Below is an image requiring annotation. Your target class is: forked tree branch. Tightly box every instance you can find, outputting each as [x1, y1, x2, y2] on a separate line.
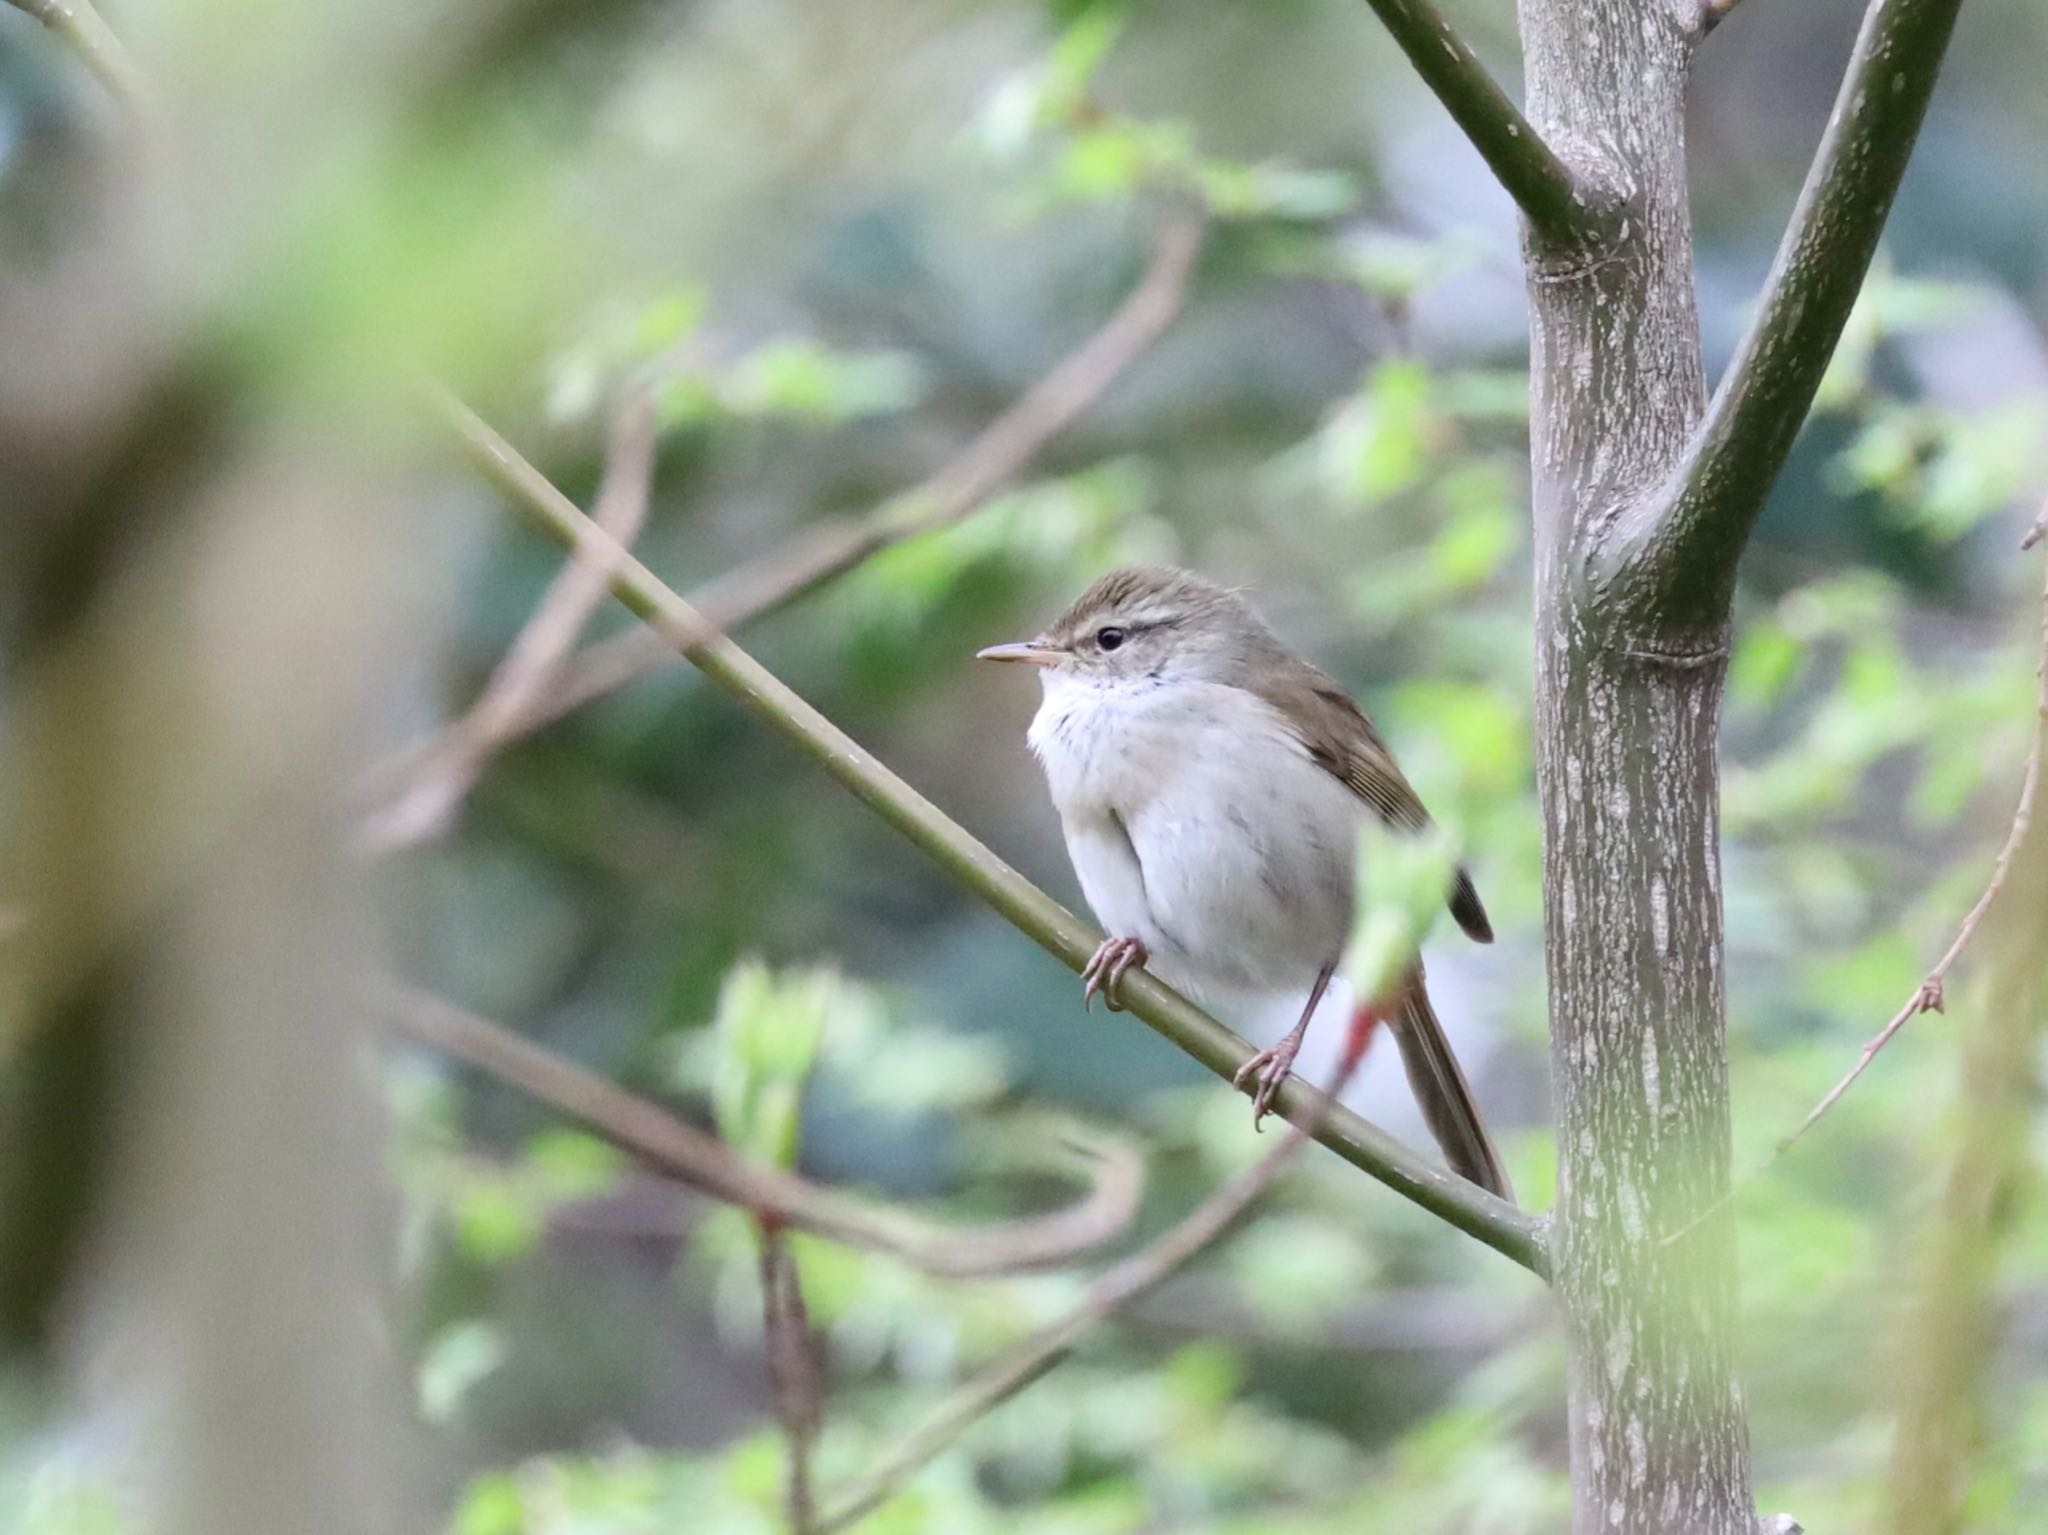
[386, 986, 1145, 1277]
[436, 394, 1549, 1276]
[1615, 0, 1965, 625]
[816, 1007, 1381, 1533]
[1353, 0, 1606, 246]
[371, 210, 1203, 834]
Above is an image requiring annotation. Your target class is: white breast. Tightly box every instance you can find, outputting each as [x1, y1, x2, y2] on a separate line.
[1028, 673, 1364, 1005]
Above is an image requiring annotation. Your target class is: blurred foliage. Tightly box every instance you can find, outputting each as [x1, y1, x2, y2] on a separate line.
[2, 0, 2047, 1531]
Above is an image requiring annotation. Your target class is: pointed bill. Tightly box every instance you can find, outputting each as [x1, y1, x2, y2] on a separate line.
[975, 640, 1060, 666]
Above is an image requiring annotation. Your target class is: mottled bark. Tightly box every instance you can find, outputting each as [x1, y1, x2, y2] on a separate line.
[1508, 0, 1964, 1524]
[1514, 1, 1754, 1530]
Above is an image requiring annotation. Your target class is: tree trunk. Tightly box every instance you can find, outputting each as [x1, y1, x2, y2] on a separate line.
[1515, 2, 1757, 1529]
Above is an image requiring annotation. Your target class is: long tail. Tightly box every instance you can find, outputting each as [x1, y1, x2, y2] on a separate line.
[1385, 973, 1514, 1203]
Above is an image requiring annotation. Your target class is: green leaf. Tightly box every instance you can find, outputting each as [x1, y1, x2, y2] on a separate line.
[1157, 1341, 1244, 1414]
[452, 1473, 525, 1535]
[726, 341, 924, 423]
[1436, 369, 1530, 423]
[1043, 6, 1128, 115]
[1320, 358, 1435, 510]
[1345, 822, 1456, 1005]
[1729, 619, 1804, 709]
[1058, 125, 1153, 200]
[1911, 735, 1993, 828]
[451, 1178, 546, 1266]
[710, 961, 835, 1169]
[1197, 158, 1355, 220]
[526, 1130, 626, 1198]
[418, 1320, 508, 1425]
[633, 288, 707, 355]
[1227, 1215, 1376, 1329]
[1428, 490, 1514, 589]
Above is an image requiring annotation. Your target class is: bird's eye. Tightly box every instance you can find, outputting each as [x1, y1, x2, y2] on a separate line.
[1095, 626, 1127, 652]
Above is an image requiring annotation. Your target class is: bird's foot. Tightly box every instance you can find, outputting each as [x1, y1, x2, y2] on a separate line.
[1233, 1034, 1304, 1131]
[1081, 936, 1148, 1012]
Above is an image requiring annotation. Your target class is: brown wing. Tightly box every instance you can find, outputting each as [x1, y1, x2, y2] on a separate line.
[1246, 665, 1493, 944]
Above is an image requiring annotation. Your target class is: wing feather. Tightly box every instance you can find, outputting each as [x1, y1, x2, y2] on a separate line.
[1243, 667, 1493, 944]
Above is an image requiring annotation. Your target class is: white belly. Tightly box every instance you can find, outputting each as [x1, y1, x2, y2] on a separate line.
[1029, 675, 1363, 1004]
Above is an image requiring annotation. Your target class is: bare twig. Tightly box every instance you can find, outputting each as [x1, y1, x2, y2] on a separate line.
[815, 1007, 1383, 1533]
[1882, 795, 2048, 1535]
[1774, 542, 2048, 1157]
[759, 1222, 820, 1535]
[365, 390, 659, 850]
[373, 209, 1203, 829]
[1665, 526, 2048, 1247]
[438, 401, 1549, 1272]
[4, 0, 147, 109]
[385, 986, 1144, 1277]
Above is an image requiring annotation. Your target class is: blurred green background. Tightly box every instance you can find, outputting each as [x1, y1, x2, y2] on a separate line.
[2, 0, 2046, 1531]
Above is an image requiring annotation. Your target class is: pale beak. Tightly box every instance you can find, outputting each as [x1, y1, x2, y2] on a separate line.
[975, 638, 1061, 667]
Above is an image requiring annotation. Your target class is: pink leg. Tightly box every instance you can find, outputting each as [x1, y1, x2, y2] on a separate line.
[1232, 960, 1338, 1129]
[1081, 935, 1149, 1012]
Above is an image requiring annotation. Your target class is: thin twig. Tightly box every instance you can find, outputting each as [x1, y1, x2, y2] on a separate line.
[365, 390, 659, 851]
[436, 400, 1550, 1273]
[1881, 801, 2048, 1535]
[1775, 522, 2048, 1155]
[385, 986, 1144, 1277]
[759, 1221, 820, 1535]
[372, 209, 1203, 827]
[814, 1008, 1382, 1534]
[4, 0, 147, 109]
[1664, 524, 2048, 1246]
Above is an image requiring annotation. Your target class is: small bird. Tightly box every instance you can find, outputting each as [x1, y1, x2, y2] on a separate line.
[978, 566, 1511, 1200]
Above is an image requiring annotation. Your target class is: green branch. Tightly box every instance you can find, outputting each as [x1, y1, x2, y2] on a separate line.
[437, 391, 1549, 1278]
[4, 0, 145, 109]
[1613, 0, 1964, 626]
[1355, 0, 1604, 246]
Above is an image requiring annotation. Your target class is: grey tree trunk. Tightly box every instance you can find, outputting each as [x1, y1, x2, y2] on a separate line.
[1515, 4, 1751, 1530]
[1505, 0, 1963, 1525]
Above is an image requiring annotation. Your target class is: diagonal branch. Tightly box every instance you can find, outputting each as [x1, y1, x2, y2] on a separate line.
[436, 394, 1549, 1276]
[386, 986, 1145, 1277]
[371, 210, 1203, 834]
[3, 0, 147, 109]
[364, 390, 658, 851]
[1614, 0, 1965, 625]
[1352, 0, 1605, 246]
[815, 1006, 1380, 1533]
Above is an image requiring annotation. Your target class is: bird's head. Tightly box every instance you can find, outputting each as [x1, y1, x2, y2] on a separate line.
[976, 565, 1279, 690]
